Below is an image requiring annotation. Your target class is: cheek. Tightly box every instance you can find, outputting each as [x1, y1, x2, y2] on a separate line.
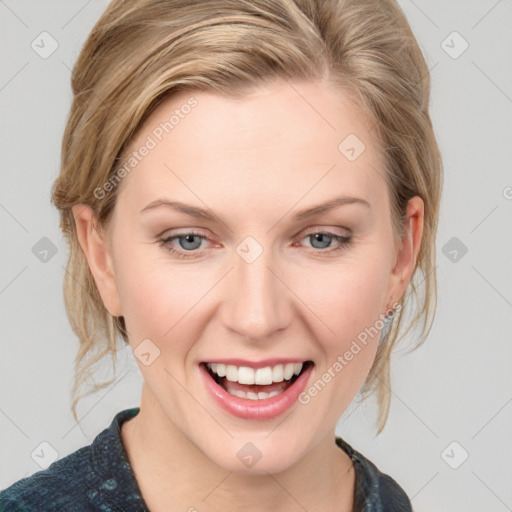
[118, 264, 207, 344]
[292, 251, 393, 416]
[298, 252, 392, 344]
[112, 238, 208, 346]
[114, 227, 393, 359]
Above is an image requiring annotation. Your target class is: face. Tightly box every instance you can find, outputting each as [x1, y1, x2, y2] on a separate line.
[78, 78, 420, 474]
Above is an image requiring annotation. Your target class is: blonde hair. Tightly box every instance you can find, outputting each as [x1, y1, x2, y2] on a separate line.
[51, 0, 442, 433]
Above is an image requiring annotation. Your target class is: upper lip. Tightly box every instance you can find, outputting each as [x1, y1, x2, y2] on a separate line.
[202, 358, 311, 369]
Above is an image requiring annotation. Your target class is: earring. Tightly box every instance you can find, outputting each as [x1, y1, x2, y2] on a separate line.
[379, 303, 397, 344]
[384, 304, 396, 319]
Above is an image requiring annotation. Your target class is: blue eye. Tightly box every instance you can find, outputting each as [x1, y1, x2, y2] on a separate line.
[159, 231, 209, 259]
[159, 230, 352, 259]
[303, 232, 351, 251]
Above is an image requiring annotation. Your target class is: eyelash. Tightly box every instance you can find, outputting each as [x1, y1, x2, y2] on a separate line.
[158, 229, 352, 259]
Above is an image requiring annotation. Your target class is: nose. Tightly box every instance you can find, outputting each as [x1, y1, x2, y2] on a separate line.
[221, 242, 291, 342]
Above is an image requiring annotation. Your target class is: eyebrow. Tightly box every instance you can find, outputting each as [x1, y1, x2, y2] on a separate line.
[140, 195, 370, 222]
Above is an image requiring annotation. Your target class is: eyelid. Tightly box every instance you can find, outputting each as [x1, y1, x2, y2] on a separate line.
[300, 225, 351, 237]
[159, 225, 351, 244]
[158, 230, 212, 260]
[161, 229, 212, 247]
[159, 226, 352, 259]
[157, 226, 212, 239]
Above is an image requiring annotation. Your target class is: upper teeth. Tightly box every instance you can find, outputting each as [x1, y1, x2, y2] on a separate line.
[206, 362, 303, 385]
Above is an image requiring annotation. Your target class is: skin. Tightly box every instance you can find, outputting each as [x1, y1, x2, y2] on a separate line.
[73, 78, 423, 512]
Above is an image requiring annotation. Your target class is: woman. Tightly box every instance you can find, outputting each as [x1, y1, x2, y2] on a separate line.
[0, 0, 442, 510]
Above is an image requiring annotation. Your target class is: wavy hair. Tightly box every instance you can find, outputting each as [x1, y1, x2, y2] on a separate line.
[51, 0, 442, 433]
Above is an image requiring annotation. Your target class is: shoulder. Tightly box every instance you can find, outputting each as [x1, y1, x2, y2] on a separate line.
[0, 408, 143, 512]
[0, 444, 94, 512]
[336, 437, 413, 512]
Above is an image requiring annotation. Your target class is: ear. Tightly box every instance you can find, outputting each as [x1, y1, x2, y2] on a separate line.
[385, 196, 424, 312]
[72, 204, 123, 317]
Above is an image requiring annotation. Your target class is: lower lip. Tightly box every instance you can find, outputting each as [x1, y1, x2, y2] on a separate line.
[200, 363, 314, 421]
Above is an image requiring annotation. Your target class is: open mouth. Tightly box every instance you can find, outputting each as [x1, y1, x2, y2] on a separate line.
[202, 361, 314, 401]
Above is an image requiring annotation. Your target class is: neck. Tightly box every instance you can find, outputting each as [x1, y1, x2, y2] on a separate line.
[121, 384, 355, 512]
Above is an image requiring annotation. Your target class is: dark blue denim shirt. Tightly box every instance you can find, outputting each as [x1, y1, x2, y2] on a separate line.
[0, 408, 412, 511]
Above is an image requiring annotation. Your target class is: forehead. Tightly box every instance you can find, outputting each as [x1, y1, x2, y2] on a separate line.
[115, 79, 386, 213]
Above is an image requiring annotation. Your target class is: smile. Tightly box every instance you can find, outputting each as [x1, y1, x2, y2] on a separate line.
[200, 360, 314, 420]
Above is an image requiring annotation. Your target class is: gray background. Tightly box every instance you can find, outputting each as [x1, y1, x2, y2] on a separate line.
[1, 1, 511, 510]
